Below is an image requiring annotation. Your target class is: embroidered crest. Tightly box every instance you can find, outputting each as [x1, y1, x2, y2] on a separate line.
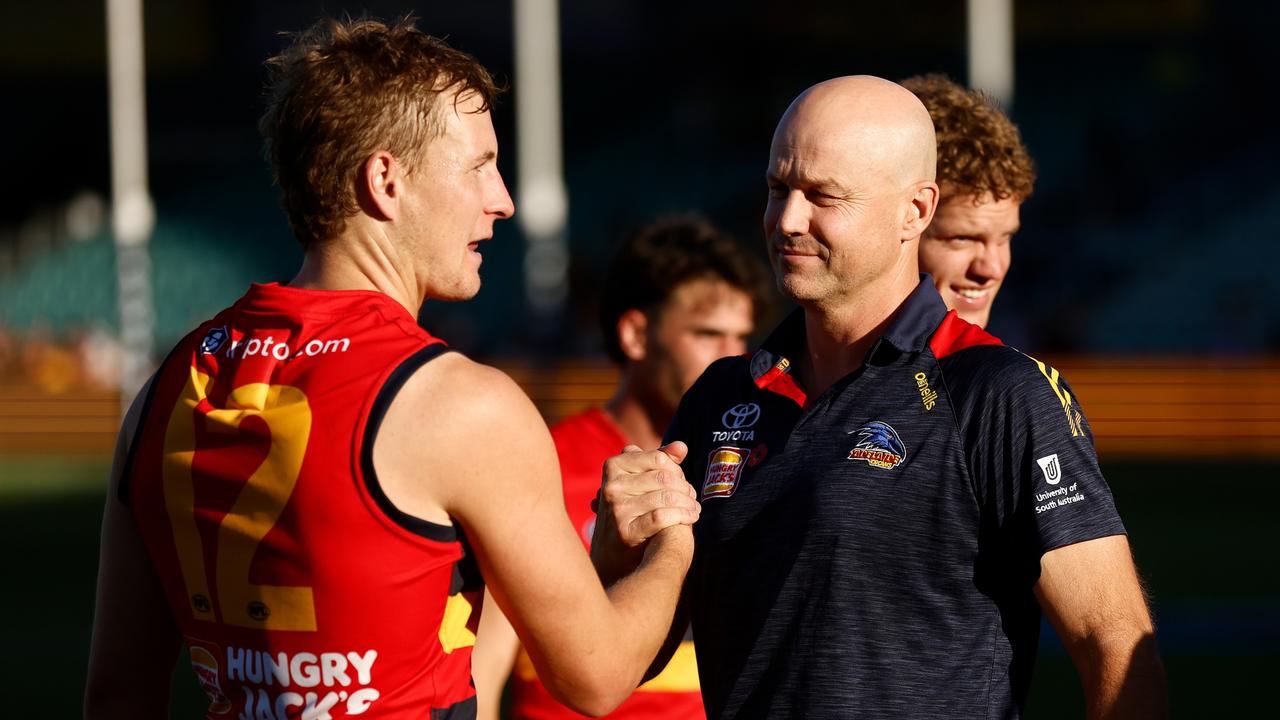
[846, 421, 906, 469]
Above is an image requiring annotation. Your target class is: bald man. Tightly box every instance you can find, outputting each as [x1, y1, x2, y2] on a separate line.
[595, 76, 1166, 719]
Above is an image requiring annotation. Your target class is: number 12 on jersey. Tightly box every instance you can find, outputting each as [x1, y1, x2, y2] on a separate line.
[161, 371, 318, 631]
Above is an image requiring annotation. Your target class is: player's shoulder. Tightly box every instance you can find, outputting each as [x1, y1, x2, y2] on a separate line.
[401, 352, 540, 426]
[938, 341, 1074, 404]
[385, 353, 556, 483]
[935, 340, 1090, 440]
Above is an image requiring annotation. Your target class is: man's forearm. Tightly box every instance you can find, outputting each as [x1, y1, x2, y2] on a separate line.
[1079, 634, 1167, 720]
[544, 526, 692, 716]
[602, 525, 693, 665]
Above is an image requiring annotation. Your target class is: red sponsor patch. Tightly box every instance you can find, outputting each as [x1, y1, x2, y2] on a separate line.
[703, 446, 750, 499]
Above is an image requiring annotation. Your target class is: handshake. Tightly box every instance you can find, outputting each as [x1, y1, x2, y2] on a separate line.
[590, 441, 702, 583]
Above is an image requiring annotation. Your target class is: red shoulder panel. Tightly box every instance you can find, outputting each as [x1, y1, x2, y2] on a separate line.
[928, 310, 1004, 359]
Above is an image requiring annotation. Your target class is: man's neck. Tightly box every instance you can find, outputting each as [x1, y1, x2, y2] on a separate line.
[797, 266, 919, 396]
[604, 376, 669, 451]
[289, 229, 420, 317]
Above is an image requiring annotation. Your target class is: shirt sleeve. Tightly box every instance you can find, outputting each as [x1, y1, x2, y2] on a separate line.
[964, 353, 1127, 556]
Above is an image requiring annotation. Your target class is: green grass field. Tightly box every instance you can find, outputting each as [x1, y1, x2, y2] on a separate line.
[2, 456, 1274, 717]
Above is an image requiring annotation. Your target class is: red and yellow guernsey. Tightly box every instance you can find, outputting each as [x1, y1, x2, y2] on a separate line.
[123, 283, 481, 719]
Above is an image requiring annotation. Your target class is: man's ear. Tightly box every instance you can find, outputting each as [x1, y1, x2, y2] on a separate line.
[616, 309, 649, 362]
[357, 150, 401, 221]
[902, 180, 939, 241]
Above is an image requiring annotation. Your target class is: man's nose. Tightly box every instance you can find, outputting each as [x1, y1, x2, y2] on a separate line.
[776, 192, 809, 236]
[970, 245, 1005, 280]
[489, 174, 515, 219]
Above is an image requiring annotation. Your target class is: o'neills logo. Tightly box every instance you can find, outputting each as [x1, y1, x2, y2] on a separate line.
[189, 644, 233, 715]
[914, 372, 938, 411]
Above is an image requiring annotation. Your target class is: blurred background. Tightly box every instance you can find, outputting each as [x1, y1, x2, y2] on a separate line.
[1, 0, 1276, 715]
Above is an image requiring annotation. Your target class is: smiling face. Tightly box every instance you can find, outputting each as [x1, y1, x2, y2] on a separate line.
[763, 130, 906, 309]
[761, 77, 938, 314]
[919, 192, 1021, 328]
[397, 89, 515, 301]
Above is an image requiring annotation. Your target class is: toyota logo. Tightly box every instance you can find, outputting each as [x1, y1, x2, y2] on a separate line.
[721, 403, 761, 429]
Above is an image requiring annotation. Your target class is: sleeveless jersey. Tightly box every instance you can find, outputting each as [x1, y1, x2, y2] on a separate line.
[124, 283, 482, 719]
[508, 408, 705, 720]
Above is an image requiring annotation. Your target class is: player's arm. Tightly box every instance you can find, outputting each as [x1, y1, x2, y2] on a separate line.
[1035, 535, 1167, 719]
[472, 587, 520, 720]
[85, 381, 182, 719]
[591, 445, 697, 684]
[376, 355, 699, 716]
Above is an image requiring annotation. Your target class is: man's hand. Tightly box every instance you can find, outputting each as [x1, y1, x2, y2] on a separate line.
[591, 442, 700, 585]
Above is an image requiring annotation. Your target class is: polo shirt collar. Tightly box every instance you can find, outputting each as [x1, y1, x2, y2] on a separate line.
[878, 274, 950, 353]
[749, 275, 949, 397]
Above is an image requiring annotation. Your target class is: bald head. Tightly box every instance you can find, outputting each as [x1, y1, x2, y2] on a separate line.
[774, 75, 937, 189]
[763, 75, 941, 312]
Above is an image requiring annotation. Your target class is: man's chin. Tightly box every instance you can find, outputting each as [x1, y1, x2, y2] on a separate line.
[426, 279, 482, 304]
[956, 307, 991, 329]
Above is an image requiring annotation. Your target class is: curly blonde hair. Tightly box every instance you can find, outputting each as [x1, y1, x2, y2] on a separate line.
[900, 74, 1035, 202]
[260, 16, 501, 248]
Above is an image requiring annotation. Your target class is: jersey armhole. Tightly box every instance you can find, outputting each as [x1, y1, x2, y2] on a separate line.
[361, 342, 459, 542]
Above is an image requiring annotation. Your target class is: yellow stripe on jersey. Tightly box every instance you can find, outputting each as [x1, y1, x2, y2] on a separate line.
[634, 640, 700, 693]
[439, 590, 478, 653]
[1027, 355, 1085, 438]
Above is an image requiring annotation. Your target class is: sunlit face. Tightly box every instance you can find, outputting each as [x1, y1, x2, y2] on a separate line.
[398, 90, 515, 301]
[920, 193, 1021, 328]
[640, 278, 755, 414]
[762, 121, 905, 310]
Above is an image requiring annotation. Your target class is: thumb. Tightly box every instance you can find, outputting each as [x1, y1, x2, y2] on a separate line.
[659, 440, 689, 465]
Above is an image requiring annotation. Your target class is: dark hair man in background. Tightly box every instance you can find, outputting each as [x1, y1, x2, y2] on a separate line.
[85, 18, 699, 719]
[473, 216, 771, 719]
[902, 74, 1035, 330]
[596, 75, 1166, 719]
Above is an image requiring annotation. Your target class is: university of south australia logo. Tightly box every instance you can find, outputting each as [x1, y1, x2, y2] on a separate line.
[1037, 454, 1062, 485]
[847, 421, 906, 469]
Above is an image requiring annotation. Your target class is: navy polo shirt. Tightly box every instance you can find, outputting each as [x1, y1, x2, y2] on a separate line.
[666, 278, 1126, 719]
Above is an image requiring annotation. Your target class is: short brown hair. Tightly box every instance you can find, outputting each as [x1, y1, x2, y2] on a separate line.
[260, 16, 501, 248]
[598, 215, 772, 364]
[900, 74, 1035, 202]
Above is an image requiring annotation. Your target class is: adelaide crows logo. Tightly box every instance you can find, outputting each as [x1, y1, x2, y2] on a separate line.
[847, 421, 906, 469]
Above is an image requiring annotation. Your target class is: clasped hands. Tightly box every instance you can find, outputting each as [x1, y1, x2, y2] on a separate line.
[589, 442, 701, 582]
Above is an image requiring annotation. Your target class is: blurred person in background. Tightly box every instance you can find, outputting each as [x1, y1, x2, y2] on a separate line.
[901, 74, 1035, 330]
[596, 75, 1165, 719]
[472, 216, 771, 720]
[85, 16, 700, 719]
